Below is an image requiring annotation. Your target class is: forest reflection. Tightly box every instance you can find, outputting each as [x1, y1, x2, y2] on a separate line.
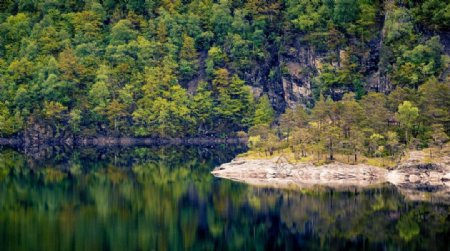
[0, 145, 449, 251]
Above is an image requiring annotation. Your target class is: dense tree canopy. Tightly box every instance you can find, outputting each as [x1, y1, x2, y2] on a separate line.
[0, 0, 448, 140]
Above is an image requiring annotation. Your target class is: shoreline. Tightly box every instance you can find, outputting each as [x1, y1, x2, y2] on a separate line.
[212, 151, 450, 203]
[76, 136, 247, 146]
[0, 136, 248, 147]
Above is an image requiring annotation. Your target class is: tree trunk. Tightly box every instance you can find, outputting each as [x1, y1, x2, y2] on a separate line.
[405, 129, 409, 146]
[329, 139, 334, 160]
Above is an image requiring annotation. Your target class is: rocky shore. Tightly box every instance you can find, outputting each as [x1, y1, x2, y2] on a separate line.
[75, 136, 246, 146]
[0, 136, 247, 147]
[0, 138, 20, 145]
[212, 151, 450, 203]
[0, 118, 248, 148]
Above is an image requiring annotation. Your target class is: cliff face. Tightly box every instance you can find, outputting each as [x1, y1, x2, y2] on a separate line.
[242, 4, 449, 112]
[275, 16, 386, 110]
[279, 40, 316, 108]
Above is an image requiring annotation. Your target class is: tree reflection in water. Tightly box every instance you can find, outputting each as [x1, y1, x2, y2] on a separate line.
[0, 145, 449, 251]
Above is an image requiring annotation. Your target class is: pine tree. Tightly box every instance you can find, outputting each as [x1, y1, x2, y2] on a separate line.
[253, 95, 274, 126]
[396, 101, 419, 145]
[179, 34, 199, 81]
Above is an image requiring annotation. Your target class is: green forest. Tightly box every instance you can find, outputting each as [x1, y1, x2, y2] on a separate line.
[0, 0, 449, 154]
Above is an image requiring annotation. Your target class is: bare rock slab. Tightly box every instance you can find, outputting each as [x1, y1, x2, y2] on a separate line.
[212, 157, 388, 189]
[212, 157, 450, 203]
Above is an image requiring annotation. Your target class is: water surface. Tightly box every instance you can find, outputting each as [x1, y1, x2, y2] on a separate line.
[0, 145, 449, 251]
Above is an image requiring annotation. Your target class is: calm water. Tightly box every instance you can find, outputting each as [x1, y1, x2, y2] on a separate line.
[0, 145, 449, 251]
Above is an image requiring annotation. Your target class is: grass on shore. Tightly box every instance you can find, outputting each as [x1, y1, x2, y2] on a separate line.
[238, 143, 450, 168]
[239, 148, 397, 168]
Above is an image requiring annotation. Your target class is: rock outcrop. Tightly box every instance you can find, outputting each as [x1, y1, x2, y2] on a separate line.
[212, 154, 450, 203]
[22, 118, 74, 154]
[386, 150, 450, 202]
[212, 157, 388, 188]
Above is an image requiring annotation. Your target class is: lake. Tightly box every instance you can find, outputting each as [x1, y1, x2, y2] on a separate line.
[0, 145, 449, 251]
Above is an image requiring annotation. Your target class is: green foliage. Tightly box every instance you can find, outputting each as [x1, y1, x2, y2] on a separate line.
[333, 0, 359, 25]
[0, 102, 23, 136]
[248, 135, 261, 149]
[133, 61, 194, 137]
[250, 87, 448, 162]
[179, 34, 199, 81]
[360, 92, 391, 133]
[192, 81, 214, 134]
[253, 95, 274, 126]
[206, 46, 227, 79]
[110, 19, 137, 45]
[396, 101, 419, 144]
[392, 37, 447, 88]
[0, 13, 31, 56]
[407, 0, 450, 31]
[89, 80, 110, 110]
[214, 74, 254, 132]
[0, 0, 447, 140]
[384, 6, 416, 46]
[386, 131, 400, 156]
[133, 86, 193, 137]
[287, 0, 331, 32]
[369, 133, 385, 157]
[430, 124, 449, 148]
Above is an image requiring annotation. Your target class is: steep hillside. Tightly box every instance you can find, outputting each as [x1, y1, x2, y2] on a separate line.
[0, 0, 448, 140]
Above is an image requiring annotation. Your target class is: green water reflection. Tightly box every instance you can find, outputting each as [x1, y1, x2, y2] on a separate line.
[0, 146, 449, 251]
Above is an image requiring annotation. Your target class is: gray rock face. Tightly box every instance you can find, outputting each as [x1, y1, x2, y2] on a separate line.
[279, 44, 318, 109]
